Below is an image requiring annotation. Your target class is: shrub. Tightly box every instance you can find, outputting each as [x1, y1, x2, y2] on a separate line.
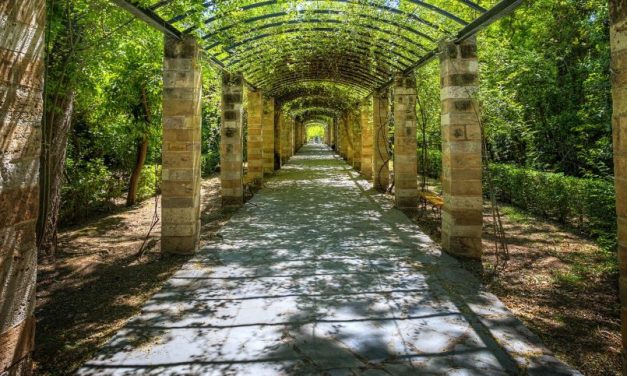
[136, 164, 162, 202]
[487, 163, 616, 250]
[202, 151, 220, 177]
[61, 158, 125, 224]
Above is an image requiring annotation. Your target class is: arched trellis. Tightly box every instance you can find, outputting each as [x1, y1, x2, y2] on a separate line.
[12, 2, 623, 376]
[113, 0, 522, 111]
[227, 40, 409, 73]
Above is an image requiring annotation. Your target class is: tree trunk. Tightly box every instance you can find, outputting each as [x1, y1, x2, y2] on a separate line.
[37, 90, 75, 263]
[126, 136, 148, 206]
[127, 85, 152, 206]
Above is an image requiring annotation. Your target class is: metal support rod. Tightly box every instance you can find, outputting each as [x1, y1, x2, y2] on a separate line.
[111, 0, 183, 40]
[374, 0, 524, 93]
[111, 0, 259, 91]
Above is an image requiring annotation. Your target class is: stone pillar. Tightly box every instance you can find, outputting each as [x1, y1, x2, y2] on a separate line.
[360, 99, 373, 179]
[393, 73, 418, 212]
[289, 120, 294, 156]
[220, 72, 244, 208]
[329, 120, 335, 149]
[337, 118, 343, 156]
[352, 111, 362, 170]
[373, 89, 390, 191]
[162, 37, 202, 254]
[246, 90, 263, 186]
[262, 96, 275, 175]
[344, 114, 353, 162]
[347, 113, 355, 166]
[340, 115, 348, 159]
[274, 110, 282, 170]
[440, 38, 482, 258]
[610, 1, 627, 372]
[331, 118, 340, 153]
[0, 1, 44, 374]
[280, 115, 290, 165]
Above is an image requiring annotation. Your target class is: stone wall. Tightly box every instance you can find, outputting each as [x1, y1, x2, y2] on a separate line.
[0, 0, 45, 373]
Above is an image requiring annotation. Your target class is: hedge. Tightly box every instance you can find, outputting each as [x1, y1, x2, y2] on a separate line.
[487, 163, 616, 249]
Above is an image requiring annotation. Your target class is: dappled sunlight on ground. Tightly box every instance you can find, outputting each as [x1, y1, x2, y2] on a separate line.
[76, 145, 580, 376]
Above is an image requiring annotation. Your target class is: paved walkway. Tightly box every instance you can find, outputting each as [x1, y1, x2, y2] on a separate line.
[78, 145, 580, 376]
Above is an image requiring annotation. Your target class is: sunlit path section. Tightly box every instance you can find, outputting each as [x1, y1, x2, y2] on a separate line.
[77, 145, 580, 376]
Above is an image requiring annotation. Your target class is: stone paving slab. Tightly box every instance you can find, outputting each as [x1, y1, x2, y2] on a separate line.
[77, 145, 581, 376]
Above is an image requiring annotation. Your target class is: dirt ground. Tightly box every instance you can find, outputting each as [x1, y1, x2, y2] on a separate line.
[33, 176, 229, 376]
[33, 175, 620, 375]
[414, 203, 620, 376]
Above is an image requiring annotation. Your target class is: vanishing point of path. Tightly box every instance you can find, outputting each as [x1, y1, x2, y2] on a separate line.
[78, 145, 581, 376]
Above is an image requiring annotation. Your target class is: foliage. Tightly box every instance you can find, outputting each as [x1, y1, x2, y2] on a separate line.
[479, 0, 611, 178]
[202, 152, 221, 177]
[306, 124, 325, 141]
[418, 149, 442, 181]
[136, 165, 162, 202]
[60, 158, 125, 223]
[488, 163, 616, 250]
[47, 0, 223, 224]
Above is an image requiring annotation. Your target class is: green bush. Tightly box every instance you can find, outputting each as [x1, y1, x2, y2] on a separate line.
[61, 158, 125, 224]
[202, 151, 220, 177]
[487, 163, 616, 250]
[136, 164, 161, 202]
[417, 149, 442, 180]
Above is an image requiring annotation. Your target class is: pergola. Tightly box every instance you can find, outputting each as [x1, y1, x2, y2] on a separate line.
[1, 0, 627, 374]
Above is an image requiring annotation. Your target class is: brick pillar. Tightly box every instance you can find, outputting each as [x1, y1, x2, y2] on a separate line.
[220, 72, 244, 208]
[352, 111, 362, 170]
[440, 38, 482, 258]
[610, 1, 627, 372]
[360, 99, 373, 180]
[373, 89, 390, 191]
[162, 36, 202, 254]
[246, 90, 263, 185]
[0, 1, 44, 374]
[393, 73, 418, 212]
[262, 96, 275, 175]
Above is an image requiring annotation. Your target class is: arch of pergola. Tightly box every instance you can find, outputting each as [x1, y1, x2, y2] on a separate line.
[2, 0, 627, 374]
